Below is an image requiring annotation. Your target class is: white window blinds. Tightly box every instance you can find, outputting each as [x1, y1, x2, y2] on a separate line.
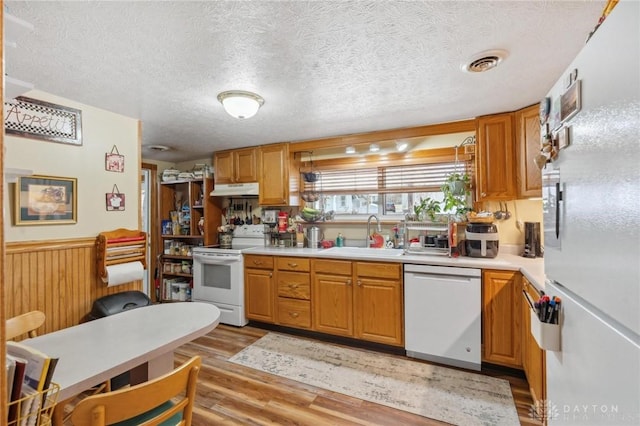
[305, 161, 472, 195]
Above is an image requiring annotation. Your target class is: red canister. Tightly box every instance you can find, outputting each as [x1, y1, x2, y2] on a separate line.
[278, 212, 288, 232]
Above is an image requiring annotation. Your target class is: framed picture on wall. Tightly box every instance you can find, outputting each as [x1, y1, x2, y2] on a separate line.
[15, 175, 77, 225]
[560, 80, 581, 123]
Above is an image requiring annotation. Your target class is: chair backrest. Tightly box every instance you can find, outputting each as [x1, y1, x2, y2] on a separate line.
[6, 310, 46, 340]
[71, 355, 202, 426]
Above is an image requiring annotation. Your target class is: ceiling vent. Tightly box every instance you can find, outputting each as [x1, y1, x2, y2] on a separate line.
[461, 49, 509, 73]
[146, 145, 171, 152]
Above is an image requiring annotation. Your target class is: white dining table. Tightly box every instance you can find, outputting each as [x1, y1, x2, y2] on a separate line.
[24, 302, 220, 424]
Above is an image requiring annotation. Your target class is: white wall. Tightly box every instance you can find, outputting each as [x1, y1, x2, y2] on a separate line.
[4, 90, 140, 241]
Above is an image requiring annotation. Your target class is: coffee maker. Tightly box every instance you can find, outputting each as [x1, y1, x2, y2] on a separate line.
[523, 222, 542, 258]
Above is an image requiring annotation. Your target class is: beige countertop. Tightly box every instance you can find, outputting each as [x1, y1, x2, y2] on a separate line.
[242, 246, 546, 292]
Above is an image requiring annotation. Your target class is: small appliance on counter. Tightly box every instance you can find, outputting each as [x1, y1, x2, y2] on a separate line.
[523, 221, 542, 258]
[465, 222, 499, 258]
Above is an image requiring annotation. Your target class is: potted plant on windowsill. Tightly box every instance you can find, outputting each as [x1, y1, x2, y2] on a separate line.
[414, 197, 441, 222]
[441, 173, 472, 222]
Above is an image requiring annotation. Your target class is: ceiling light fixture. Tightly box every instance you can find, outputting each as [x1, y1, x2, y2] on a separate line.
[217, 90, 264, 119]
[369, 143, 380, 153]
[396, 141, 408, 152]
[345, 146, 356, 154]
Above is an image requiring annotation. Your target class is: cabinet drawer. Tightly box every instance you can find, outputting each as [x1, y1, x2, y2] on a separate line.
[276, 257, 310, 272]
[278, 271, 311, 299]
[278, 298, 311, 328]
[244, 255, 274, 269]
[313, 259, 352, 275]
[355, 261, 401, 279]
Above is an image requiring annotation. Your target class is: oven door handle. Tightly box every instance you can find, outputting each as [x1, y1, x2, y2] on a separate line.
[192, 254, 240, 264]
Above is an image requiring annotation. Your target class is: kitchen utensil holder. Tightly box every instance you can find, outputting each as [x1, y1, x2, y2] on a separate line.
[523, 291, 561, 351]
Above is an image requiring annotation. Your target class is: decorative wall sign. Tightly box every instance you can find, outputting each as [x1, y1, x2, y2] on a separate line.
[560, 79, 581, 123]
[105, 145, 125, 172]
[15, 175, 77, 225]
[4, 96, 82, 146]
[106, 185, 125, 211]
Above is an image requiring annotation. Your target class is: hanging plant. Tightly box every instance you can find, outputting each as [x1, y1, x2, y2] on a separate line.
[445, 172, 470, 196]
[441, 174, 471, 221]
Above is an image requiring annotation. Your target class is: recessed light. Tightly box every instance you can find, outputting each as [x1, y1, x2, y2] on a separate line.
[345, 146, 356, 154]
[369, 144, 380, 152]
[396, 141, 408, 152]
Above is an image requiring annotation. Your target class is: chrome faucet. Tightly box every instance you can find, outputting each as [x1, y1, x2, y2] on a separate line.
[366, 214, 381, 247]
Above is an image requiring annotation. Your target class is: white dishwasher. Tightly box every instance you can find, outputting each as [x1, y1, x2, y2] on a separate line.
[404, 264, 481, 371]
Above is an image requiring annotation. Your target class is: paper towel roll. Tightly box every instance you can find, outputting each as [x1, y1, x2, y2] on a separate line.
[102, 261, 144, 287]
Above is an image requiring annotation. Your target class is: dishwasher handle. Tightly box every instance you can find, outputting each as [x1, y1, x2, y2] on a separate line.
[404, 263, 481, 278]
[405, 271, 479, 284]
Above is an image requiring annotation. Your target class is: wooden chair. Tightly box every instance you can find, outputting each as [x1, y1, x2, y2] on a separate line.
[6, 310, 46, 340]
[70, 355, 202, 426]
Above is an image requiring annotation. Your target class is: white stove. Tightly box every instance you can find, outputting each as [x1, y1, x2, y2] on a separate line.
[193, 224, 265, 255]
[191, 224, 264, 327]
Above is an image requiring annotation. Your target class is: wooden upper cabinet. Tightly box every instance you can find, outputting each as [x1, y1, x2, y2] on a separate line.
[475, 113, 516, 201]
[213, 148, 257, 184]
[515, 104, 542, 198]
[258, 143, 290, 206]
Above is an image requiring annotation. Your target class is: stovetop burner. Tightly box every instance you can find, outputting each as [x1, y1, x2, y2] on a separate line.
[194, 224, 264, 254]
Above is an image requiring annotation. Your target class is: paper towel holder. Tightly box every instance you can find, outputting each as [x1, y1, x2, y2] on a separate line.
[96, 228, 147, 280]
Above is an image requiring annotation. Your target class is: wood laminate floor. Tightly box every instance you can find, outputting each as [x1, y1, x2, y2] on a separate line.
[172, 324, 542, 426]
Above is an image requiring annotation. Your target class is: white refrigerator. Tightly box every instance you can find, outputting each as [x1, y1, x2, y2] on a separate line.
[541, 1, 640, 424]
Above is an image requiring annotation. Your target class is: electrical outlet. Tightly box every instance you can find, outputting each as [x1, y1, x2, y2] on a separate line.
[516, 220, 523, 230]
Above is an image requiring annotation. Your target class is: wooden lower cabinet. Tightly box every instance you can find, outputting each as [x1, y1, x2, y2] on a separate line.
[354, 262, 403, 346]
[244, 255, 276, 322]
[277, 298, 311, 328]
[313, 259, 354, 337]
[522, 277, 546, 403]
[482, 269, 523, 368]
[313, 259, 403, 346]
[276, 256, 312, 329]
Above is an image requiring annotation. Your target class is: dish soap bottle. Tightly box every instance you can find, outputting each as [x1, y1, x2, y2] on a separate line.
[336, 233, 344, 247]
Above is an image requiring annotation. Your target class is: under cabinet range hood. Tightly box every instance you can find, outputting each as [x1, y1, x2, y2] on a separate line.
[209, 182, 259, 197]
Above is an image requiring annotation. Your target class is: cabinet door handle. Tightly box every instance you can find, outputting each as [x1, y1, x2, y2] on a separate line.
[288, 283, 299, 289]
[253, 260, 263, 265]
[346, 279, 352, 286]
[357, 279, 362, 286]
[269, 272, 273, 278]
[288, 311, 300, 318]
[481, 192, 487, 197]
[288, 262, 298, 268]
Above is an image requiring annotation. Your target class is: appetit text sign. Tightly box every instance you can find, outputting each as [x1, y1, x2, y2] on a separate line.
[4, 96, 82, 146]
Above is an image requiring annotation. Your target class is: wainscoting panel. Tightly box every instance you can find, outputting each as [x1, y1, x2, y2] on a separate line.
[5, 238, 141, 337]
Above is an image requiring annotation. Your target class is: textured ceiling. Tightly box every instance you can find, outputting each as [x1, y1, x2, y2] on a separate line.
[5, 1, 606, 163]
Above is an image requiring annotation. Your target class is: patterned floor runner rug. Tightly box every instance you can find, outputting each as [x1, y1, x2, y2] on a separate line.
[228, 332, 520, 425]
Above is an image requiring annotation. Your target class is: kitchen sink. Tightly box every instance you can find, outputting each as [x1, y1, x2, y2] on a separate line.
[317, 247, 405, 257]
